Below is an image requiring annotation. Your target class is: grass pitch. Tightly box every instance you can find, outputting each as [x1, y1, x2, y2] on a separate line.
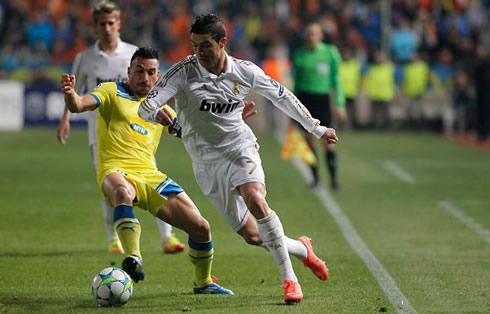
[0, 128, 488, 313]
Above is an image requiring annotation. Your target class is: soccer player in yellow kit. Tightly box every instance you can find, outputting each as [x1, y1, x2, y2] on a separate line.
[61, 47, 233, 294]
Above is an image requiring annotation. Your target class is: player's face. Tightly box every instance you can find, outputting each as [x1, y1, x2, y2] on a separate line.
[306, 24, 323, 49]
[191, 33, 226, 71]
[128, 57, 160, 98]
[94, 14, 120, 44]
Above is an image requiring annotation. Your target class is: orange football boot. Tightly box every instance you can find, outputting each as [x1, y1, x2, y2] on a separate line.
[297, 236, 328, 281]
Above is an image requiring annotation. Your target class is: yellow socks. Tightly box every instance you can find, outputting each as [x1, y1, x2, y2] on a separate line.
[113, 204, 141, 258]
[188, 237, 213, 287]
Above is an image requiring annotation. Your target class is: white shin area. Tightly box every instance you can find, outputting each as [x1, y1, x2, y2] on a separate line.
[256, 210, 297, 283]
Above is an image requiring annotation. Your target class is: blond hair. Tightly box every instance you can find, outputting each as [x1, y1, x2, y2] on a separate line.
[92, 1, 121, 23]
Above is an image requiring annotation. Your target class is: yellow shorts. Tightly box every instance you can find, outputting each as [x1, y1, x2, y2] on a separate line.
[99, 168, 184, 216]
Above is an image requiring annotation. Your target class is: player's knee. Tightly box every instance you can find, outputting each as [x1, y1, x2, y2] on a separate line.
[243, 233, 262, 246]
[190, 218, 211, 242]
[112, 185, 133, 205]
[243, 193, 269, 218]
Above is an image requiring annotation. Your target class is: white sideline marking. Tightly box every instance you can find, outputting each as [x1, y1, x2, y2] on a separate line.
[275, 134, 416, 313]
[383, 160, 415, 184]
[438, 201, 490, 244]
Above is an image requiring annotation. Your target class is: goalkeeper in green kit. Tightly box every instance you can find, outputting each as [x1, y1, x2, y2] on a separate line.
[292, 22, 346, 191]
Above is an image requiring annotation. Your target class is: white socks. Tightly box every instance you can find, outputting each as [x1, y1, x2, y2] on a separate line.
[156, 218, 172, 241]
[102, 199, 118, 243]
[257, 210, 297, 283]
[284, 236, 308, 260]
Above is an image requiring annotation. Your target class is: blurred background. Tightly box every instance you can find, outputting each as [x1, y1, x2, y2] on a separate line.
[0, 0, 489, 145]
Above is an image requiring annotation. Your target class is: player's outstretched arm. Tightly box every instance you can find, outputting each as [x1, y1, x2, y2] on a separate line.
[321, 128, 338, 145]
[61, 74, 97, 113]
[57, 106, 71, 145]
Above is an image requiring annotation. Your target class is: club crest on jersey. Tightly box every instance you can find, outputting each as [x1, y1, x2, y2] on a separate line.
[232, 81, 240, 95]
[270, 79, 284, 97]
[147, 90, 158, 99]
[200, 99, 240, 114]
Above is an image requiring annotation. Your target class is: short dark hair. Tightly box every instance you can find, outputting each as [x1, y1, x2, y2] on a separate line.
[190, 14, 226, 43]
[130, 47, 159, 64]
[92, 1, 120, 23]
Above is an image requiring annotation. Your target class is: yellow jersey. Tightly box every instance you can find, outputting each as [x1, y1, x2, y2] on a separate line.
[90, 82, 164, 185]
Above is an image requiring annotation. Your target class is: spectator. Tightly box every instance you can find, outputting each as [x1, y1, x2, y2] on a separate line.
[402, 51, 430, 127]
[474, 44, 490, 142]
[363, 49, 395, 129]
[442, 69, 474, 136]
[339, 46, 361, 129]
[27, 10, 55, 51]
[391, 17, 419, 63]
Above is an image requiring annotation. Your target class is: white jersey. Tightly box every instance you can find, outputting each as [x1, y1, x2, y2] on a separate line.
[72, 39, 137, 146]
[139, 53, 327, 163]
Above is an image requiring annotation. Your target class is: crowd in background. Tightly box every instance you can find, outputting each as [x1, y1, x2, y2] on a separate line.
[1, 0, 489, 139]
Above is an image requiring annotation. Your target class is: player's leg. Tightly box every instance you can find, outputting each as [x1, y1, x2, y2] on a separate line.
[303, 131, 320, 188]
[237, 215, 328, 281]
[103, 200, 124, 254]
[155, 191, 233, 295]
[323, 140, 340, 191]
[155, 218, 185, 254]
[238, 182, 303, 303]
[90, 144, 123, 254]
[102, 172, 144, 282]
[151, 156, 184, 254]
[297, 93, 320, 188]
[318, 95, 340, 191]
[238, 216, 305, 257]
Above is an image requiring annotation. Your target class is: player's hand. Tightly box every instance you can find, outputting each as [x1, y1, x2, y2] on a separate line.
[242, 101, 257, 121]
[155, 106, 174, 126]
[61, 74, 76, 95]
[321, 128, 338, 145]
[336, 108, 347, 122]
[57, 118, 70, 145]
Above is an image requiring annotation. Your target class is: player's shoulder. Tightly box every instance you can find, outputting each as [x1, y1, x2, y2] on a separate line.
[119, 41, 138, 53]
[321, 42, 340, 53]
[94, 81, 117, 92]
[293, 46, 308, 56]
[229, 56, 261, 75]
[161, 55, 197, 80]
[229, 56, 256, 68]
[174, 55, 198, 71]
[76, 44, 97, 60]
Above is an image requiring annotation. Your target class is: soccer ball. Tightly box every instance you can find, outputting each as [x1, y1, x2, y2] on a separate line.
[91, 267, 133, 307]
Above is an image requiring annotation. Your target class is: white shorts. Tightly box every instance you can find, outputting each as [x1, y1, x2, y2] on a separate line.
[192, 145, 265, 232]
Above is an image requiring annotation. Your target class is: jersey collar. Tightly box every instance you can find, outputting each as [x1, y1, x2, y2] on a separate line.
[94, 38, 123, 57]
[196, 53, 232, 78]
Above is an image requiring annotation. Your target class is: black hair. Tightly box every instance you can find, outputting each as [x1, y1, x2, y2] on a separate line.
[130, 47, 159, 64]
[190, 14, 226, 43]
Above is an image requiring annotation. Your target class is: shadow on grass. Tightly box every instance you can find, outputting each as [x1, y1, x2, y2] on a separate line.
[0, 249, 105, 258]
[1, 290, 301, 312]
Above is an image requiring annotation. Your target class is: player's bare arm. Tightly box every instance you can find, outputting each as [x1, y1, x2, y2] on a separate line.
[321, 128, 338, 145]
[61, 74, 98, 113]
[336, 107, 347, 122]
[57, 107, 71, 145]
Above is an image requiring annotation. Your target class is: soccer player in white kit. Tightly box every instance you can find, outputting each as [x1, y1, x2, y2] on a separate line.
[138, 14, 337, 304]
[56, 1, 184, 255]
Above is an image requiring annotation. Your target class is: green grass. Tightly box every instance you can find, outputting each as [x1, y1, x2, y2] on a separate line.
[0, 128, 488, 313]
